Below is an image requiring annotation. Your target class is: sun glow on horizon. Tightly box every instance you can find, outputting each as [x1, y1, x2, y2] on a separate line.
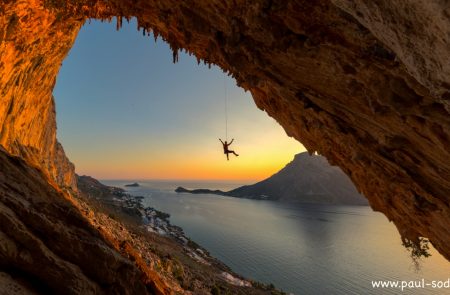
[54, 19, 305, 181]
[74, 143, 304, 182]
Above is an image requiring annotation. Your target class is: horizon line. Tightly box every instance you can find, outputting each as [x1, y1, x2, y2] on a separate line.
[91, 177, 262, 183]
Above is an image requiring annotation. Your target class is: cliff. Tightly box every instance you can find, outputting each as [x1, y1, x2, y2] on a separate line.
[176, 152, 368, 205]
[0, 147, 170, 294]
[0, 2, 78, 191]
[0, 0, 449, 277]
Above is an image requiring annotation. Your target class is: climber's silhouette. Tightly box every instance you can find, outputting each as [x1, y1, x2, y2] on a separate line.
[219, 138, 239, 160]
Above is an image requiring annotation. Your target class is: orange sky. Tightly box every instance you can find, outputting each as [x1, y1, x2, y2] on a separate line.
[71, 118, 305, 181]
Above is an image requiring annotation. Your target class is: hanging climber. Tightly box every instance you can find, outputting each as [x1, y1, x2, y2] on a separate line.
[219, 138, 239, 160]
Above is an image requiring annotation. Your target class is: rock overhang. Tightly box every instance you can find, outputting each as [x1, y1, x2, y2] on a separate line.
[0, 0, 449, 260]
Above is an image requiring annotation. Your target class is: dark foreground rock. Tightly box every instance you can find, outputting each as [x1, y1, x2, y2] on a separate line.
[0, 148, 155, 294]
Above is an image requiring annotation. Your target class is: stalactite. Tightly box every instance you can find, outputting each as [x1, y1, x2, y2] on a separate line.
[172, 47, 179, 63]
[116, 16, 122, 30]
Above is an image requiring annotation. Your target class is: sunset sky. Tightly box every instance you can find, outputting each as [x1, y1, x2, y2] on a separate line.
[54, 19, 305, 181]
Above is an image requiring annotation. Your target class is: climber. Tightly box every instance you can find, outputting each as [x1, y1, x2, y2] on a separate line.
[219, 138, 239, 161]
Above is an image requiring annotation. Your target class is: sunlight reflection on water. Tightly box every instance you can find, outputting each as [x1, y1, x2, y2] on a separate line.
[104, 180, 450, 295]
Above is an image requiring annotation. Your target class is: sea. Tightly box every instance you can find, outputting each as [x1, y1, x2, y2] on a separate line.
[103, 180, 450, 295]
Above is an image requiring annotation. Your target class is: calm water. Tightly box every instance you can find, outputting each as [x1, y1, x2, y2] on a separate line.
[103, 180, 450, 294]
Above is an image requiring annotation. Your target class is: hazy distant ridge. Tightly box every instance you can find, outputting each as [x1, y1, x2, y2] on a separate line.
[176, 152, 368, 205]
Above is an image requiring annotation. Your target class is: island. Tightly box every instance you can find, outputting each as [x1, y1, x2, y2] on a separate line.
[176, 152, 369, 206]
[125, 182, 140, 187]
[175, 187, 228, 196]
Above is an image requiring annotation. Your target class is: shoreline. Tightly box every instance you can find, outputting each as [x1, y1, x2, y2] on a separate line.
[175, 186, 370, 206]
[117, 190, 231, 271]
[94, 182, 275, 290]
[77, 174, 289, 294]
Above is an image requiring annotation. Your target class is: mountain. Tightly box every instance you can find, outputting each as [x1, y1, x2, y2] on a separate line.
[177, 152, 368, 205]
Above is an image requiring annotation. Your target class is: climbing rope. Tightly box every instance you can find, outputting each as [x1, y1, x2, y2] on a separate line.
[224, 75, 228, 141]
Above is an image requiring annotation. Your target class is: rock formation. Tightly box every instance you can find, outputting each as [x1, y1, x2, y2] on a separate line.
[0, 0, 78, 191]
[0, 147, 172, 294]
[0, 0, 449, 272]
[227, 152, 368, 205]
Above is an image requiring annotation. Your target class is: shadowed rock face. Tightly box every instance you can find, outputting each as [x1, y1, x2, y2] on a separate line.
[0, 147, 170, 294]
[0, 0, 449, 263]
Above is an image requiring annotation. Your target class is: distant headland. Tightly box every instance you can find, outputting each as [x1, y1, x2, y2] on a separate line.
[176, 152, 368, 206]
[175, 187, 228, 196]
[125, 182, 140, 187]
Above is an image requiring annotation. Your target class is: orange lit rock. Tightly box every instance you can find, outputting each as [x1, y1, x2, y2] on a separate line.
[0, 0, 80, 190]
[0, 0, 449, 268]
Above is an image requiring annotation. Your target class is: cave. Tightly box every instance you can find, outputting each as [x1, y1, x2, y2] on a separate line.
[0, 0, 449, 293]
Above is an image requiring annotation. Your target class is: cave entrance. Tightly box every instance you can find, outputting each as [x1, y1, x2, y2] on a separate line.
[1, 4, 449, 293]
[53, 19, 304, 182]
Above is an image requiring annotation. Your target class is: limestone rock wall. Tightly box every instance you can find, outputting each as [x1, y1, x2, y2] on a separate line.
[332, 0, 450, 98]
[0, 0, 79, 190]
[0, 0, 449, 261]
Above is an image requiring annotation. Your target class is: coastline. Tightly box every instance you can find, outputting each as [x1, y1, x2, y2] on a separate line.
[77, 176, 286, 294]
[175, 186, 369, 206]
[116, 189, 235, 273]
